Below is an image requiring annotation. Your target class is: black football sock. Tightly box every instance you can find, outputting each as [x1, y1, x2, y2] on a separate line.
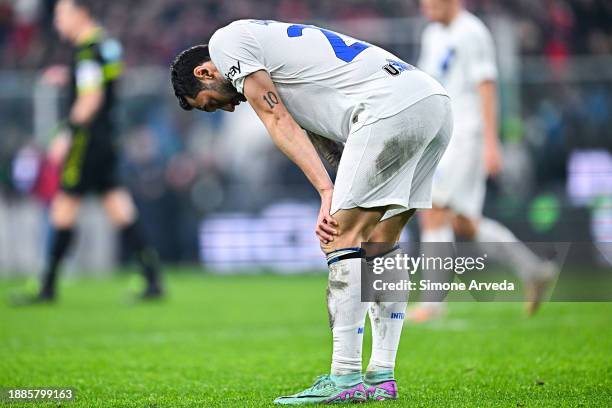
[122, 221, 162, 291]
[40, 228, 75, 298]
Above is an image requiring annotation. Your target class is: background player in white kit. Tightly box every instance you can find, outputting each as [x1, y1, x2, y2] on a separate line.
[171, 19, 451, 404]
[409, 0, 556, 322]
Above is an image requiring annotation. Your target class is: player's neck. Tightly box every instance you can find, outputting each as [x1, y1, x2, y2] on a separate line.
[442, 6, 463, 26]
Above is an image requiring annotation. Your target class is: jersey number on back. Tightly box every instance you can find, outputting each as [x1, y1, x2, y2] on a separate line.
[287, 24, 369, 63]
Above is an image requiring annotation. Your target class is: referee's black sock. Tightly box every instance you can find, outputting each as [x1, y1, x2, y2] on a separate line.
[122, 221, 162, 294]
[40, 228, 74, 299]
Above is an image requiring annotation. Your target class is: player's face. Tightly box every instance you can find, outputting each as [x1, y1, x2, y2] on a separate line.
[54, 0, 82, 41]
[187, 87, 245, 113]
[187, 63, 246, 113]
[420, 0, 451, 23]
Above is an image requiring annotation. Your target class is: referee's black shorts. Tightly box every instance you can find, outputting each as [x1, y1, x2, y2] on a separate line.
[60, 126, 120, 196]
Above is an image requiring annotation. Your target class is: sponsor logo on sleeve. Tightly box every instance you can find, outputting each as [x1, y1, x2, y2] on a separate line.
[225, 60, 242, 81]
[382, 59, 415, 77]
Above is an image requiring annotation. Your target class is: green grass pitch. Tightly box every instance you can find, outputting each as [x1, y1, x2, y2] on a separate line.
[1, 270, 610, 407]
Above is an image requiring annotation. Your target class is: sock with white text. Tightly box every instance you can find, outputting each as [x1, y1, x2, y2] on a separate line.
[326, 248, 368, 376]
[366, 246, 407, 376]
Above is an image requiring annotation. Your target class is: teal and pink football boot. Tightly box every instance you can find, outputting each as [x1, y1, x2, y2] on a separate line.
[364, 371, 399, 401]
[274, 373, 366, 405]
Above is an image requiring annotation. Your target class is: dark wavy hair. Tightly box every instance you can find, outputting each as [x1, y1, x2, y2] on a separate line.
[170, 45, 211, 111]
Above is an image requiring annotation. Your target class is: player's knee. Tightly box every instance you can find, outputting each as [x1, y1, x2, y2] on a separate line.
[106, 206, 135, 227]
[50, 195, 80, 228]
[420, 207, 451, 230]
[453, 216, 478, 239]
[320, 228, 366, 255]
[51, 211, 75, 229]
[104, 191, 136, 227]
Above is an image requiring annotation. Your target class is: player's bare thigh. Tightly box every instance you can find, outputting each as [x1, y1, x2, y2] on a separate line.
[368, 209, 416, 246]
[50, 192, 81, 228]
[102, 188, 136, 227]
[320, 207, 417, 254]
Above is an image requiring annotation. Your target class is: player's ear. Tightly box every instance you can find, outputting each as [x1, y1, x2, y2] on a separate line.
[193, 65, 206, 80]
[193, 63, 215, 81]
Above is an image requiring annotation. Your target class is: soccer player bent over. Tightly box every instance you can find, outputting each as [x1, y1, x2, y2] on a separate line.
[171, 20, 451, 404]
[35, 0, 163, 301]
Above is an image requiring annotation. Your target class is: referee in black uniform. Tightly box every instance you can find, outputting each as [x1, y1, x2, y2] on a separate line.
[36, 0, 162, 301]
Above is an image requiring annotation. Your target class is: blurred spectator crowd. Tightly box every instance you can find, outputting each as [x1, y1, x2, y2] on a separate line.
[1, 0, 612, 69]
[0, 0, 610, 263]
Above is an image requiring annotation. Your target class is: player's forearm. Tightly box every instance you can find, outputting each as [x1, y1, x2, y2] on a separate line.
[243, 71, 334, 195]
[70, 91, 104, 126]
[478, 80, 499, 145]
[265, 115, 334, 195]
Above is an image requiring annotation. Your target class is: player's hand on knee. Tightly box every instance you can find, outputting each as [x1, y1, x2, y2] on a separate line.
[316, 190, 338, 244]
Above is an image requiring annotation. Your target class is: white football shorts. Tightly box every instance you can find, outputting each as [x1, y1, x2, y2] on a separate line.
[331, 94, 453, 221]
[430, 123, 486, 218]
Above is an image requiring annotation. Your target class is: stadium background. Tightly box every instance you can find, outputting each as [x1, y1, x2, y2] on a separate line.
[0, 2, 611, 407]
[0, 0, 611, 274]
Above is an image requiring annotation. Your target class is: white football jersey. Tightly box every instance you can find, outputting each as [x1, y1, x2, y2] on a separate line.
[418, 11, 497, 135]
[209, 20, 447, 143]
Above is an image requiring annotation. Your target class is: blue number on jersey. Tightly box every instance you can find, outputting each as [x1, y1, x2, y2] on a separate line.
[287, 24, 369, 63]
